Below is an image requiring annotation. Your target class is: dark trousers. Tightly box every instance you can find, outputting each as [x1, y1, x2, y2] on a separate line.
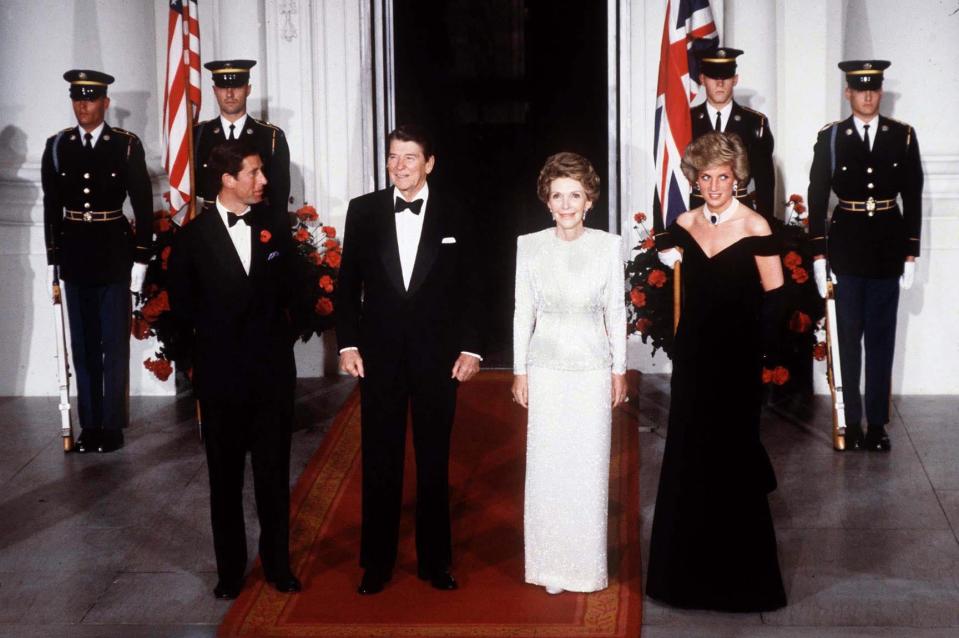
[834, 274, 900, 429]
[63, 281, 130, 432]
[200, 396, 294, 585]
[359, 365, 458, 575]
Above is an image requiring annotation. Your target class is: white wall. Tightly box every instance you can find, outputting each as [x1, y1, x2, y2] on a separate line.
[1, 0, 956, 395]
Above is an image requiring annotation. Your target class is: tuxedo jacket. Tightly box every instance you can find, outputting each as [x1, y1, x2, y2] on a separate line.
[193, 117, 291, 225]
[691, 101, 776, 218]
[167, 202, 296, 403]
[41, 123, 153, 284]
[808, 115, 923, 278]
[335, 185, 483, 378]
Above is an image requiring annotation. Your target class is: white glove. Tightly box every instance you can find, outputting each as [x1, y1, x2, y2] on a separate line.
[813, 259, 828, 298]
[900, 260, 916, 290]
[47, 264, 56, 291]
[657, 248, 682, 269]
[130, 262, 147, 293]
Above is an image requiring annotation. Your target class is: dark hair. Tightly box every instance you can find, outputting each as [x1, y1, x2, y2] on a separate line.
[387, 123, 434, 159]
[680, 131, 750, 184]
[536, 152, 601, 204]
[208, 139, 260, 188]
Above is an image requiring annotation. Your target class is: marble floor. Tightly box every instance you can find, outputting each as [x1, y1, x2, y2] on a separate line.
[0, 375, 956, 637]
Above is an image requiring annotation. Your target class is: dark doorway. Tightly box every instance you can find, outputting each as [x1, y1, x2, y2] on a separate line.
[392, 0, 609, 366]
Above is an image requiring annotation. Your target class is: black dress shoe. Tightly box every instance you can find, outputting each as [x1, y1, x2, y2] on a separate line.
[74, 430, 100, 453]
[865, 426, 891, 452]
[214, 580, 243, 599]
[97, 430, 124, 453]
[357, 569, 391, 595]
[267, 575, 302, 593]
[844, 424, 864, 451]
[417, 568, 458, 591]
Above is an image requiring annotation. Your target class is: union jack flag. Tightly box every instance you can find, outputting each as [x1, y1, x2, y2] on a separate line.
[163, 0, 201, 219]
[652, 0, 718, 232]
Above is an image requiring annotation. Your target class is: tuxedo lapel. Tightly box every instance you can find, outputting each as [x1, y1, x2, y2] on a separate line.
[406, 190, 443, 297]
[378, 188, 407, 295]
[200, 208, 250, 286]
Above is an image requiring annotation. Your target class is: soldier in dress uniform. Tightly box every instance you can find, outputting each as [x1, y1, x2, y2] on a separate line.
[808, 60, 923, 452]
[690, 46, 776, 220]
[194, 60, 290, 227]
[41, 69, 153, 453]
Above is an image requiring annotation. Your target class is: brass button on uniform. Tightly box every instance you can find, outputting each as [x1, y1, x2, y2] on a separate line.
[83, 188, 90, 194]
[83, 173, 90, 179]
[867, 183, 874, 189]
[866, 167, 873, 174]
[83, 202, 91, 209]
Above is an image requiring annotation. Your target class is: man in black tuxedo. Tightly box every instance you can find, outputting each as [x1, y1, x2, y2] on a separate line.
[808, 60, 923, 453]
[168, 140, 301, 599]
[689, 46, 776, 219]
[193, 60, 290, 227]
[335, 125, 483, 595]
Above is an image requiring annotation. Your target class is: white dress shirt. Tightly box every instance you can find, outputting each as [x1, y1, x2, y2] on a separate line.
[77, 122, 105, 147]
[394, 183, 429, 290]
[220, 113, 249, 140]
[853, 115, 878, 152]
[705, 102, 734, 132]
[215, 197, 252, 275]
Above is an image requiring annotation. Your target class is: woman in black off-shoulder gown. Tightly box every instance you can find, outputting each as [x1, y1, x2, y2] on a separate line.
[646, 132, 787, 612]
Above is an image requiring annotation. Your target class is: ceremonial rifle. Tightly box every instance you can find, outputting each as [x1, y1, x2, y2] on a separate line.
[51, 265, 74, 452]
[824, 272, 846, 450]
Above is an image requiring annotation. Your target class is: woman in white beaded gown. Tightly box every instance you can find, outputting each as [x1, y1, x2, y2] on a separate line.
[512, 152, 628, 595]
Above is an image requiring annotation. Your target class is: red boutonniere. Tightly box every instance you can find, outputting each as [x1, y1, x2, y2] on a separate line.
[260, 230, 272, 243]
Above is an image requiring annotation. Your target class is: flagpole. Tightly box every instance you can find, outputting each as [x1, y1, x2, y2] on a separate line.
[183, 0, 197, 222]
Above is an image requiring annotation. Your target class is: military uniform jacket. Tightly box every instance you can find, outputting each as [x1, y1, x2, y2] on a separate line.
[807, 115, 923, 278]
[193, 116, 290, 226]
[691, 101, 776, 219]
[41, 124, 153, 285]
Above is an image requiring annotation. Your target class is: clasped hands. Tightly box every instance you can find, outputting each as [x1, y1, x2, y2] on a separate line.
[511, 373, 628, 409]
[339, 350, 481, 382]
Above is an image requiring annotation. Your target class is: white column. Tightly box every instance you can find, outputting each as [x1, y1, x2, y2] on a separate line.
[264, 0, 375, 376]
[724, 0, 779, 213]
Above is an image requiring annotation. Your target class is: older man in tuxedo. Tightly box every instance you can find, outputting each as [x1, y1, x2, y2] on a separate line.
[168, 140, 300, 599]
[335, 124, 483, 595]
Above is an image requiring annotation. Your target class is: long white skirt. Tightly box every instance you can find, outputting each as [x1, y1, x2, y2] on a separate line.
[524, 365, 612, 592]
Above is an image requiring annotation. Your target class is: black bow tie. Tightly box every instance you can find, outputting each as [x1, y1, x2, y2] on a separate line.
[394, 198, 424, 215]
[227, 211, 251, 227]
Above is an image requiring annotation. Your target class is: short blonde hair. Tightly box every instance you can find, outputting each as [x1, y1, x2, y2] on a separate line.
[680, 131, 750, 185]
[536, 152, 601, 204]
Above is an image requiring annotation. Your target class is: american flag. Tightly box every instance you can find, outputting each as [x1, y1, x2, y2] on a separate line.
[652, 0, 718, 231]
[163, 0, 201, 218]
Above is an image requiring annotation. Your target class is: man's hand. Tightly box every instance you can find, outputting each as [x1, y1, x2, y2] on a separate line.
[658, 248, 682, 269]
[813, 258, 828, 298]
[47, 265, 56, 294]
[511, 374, 528, 408]
[452, 353, 480, 382]
[130, 262, 147, 293]
[900, 260, 916, 290]
[339, 349, 365, 378]
[611, 373, 628, 408]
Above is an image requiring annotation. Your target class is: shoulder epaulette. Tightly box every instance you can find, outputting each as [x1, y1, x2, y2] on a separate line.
[252, 117, 284, 133]
[48, 126, 73, 142]
[110, 127, 139, 139]
[819, 120, 840, 133]
[195, 118, 216, 128]
[883, 115, 911, 129]
[738, 104, 766, 119]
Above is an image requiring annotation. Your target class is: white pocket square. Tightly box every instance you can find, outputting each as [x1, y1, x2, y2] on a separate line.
[441, 237, 457, 244]
[267, 250, 281, 261]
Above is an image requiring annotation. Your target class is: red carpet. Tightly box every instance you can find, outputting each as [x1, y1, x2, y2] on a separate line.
[219, 370, 642, 637]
